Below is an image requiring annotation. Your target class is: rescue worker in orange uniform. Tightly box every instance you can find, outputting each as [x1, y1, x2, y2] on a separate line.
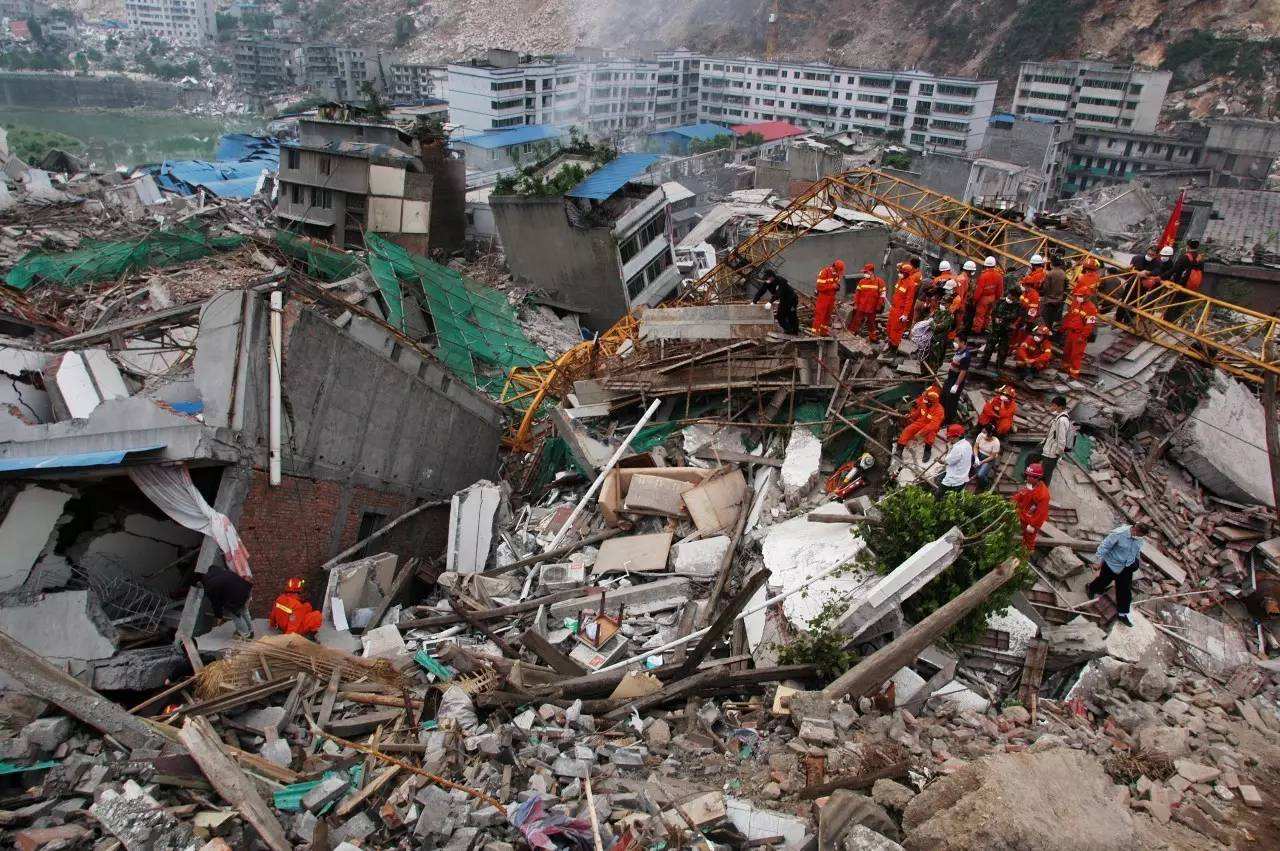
[269, 577, 323, 636]
[847, 262, 885, 339]
[978, 384, 1018, 436]
[1021, 253, 1047, 293]
[916, 260, 954, 324]
[1170, 240, 1205, 292]
[812, 259, 844, 335]
[971, 256, 1004, 334]
[951, 260, 976, 332]
[1010, 285, 1041, 350]
[885, 260, 920, 347]
[1060, 295, 1099, 379]
[1015, 324, 1054, 381]
[1012, 462, 1051, 550]
[1072, 257, 1102, 299]
[893, 385, 945, 462]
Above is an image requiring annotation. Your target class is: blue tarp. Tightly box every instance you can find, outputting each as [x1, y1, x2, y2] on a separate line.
[458, 125, 563, 150]
[565, 153, 660, 201]
[148, 133, 279, 199]
[0, 444, 166, 473]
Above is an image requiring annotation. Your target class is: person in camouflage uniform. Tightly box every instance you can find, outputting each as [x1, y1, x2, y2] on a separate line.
[978, 286, 1024, 370]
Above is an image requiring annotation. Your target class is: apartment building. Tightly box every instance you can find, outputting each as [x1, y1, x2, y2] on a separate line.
[383, 60, 446, 104]
[446, 49, 583, 134]
[304, 43, 374, 102]
[124, 0, 216, 45]
[233, 38, 299, 94]
[655, 48, 701, 128]
[585, 58, 660, 138]
[1012, 60, 1171, 134]
[696, 60, 995, 153]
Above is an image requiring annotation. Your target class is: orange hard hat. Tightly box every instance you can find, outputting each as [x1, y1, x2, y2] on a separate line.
[924, 386, 940, 400]
[833, 259, 846, 274]
[946, 424, 965, 439]
[862, 262, 875, 273]
[999, 384, 1016, 399]
[284, 577, 306, 593]
[1083, 257, 1099, 270]
[1025, 462, 1044, 479]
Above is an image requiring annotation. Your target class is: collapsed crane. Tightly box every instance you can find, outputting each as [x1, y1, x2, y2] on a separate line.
[501, 168, 1280, 449]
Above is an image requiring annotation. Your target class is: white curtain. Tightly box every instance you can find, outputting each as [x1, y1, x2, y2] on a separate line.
[129, 463, 253, 580]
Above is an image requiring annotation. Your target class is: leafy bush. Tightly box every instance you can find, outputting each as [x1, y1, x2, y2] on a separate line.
[856, 486, 1030, 645]
[1162, 32, 1275, 86]
[777, 598, 861, 677]
[882, 151, 912, 170]
[690, 133, 734, 154]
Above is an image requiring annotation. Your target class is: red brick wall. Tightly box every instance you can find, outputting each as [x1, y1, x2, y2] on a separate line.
[236, 469, 418, 616]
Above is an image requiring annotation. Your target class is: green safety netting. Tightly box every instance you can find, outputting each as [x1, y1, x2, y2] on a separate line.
[4, 224, 245, 291]
[274, 230, 363, 282]
[364, 233, 548, 395]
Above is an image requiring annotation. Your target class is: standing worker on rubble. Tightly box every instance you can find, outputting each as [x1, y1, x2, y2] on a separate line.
[1021, 253, 1048, 293]
[1014, 324, 1054, 381]
[950, 260, 976, 334]
[971, 257, 1004, 335]
[1060, 295, 1099, 380]
[752, 269, 800, 334]
[1012, 462, 1051, 550]
[1170, 240, 1205, 292]
[939, 337, 973, 424]
[1071, 257, 1102, 300]
[1042, 256, 1069, 335]
[927, 302, 955, 366]
[1011, 283, 1041, 351]
[812, 259, 844, 335]
[269, 577, 323, 636]
[885, 260, 920, 348]
[847, 262, 885, 340]
[938, 423, 974, 496]
[978, 287, 1023, 371]
[894, 384, 945, 463]
[978, 384, 1018, 436]
[1086, 522, 1148, 628]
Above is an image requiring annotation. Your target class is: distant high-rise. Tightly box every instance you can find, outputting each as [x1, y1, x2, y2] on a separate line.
[1011, 60, 1171, 134]
[124, 0, 216, 46]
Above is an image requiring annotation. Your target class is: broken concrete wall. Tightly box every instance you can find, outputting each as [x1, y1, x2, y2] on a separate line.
[0, 589, 117, 664]
[0, 485, 72, 593]
[1170, 371, 1274, 506]
[771, 228, 890, 298]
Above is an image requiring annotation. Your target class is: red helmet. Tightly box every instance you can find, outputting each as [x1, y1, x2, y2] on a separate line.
[832, 259, 846, 274]
[999, 384, 1017, 400]
[862, 262, 875, 273]
[1034, 324, 1051, 337]
[1025, 463, 1044, 479]
[946, 424, 965, 439]
[1083, 257, 1100, 270]
[284, 577, 306, 593]
[924, 385, 941, 401]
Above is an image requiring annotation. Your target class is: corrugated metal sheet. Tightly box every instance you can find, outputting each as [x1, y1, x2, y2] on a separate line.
[458, 125, 563, 150]
[566, 153, 660, 201]
[651, 123, 731, 142]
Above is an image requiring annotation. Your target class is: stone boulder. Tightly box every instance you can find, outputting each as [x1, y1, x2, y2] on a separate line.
[901, 745, 1138, 851]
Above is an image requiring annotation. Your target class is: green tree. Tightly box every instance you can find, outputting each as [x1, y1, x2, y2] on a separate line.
[104, 34, 118, 53]
[882, 151, 912, 170]
[856, 486, 1031, 645]
[215, 12, 237, 33]
[26, 17, 44, 45]
[690, 133, 734, 154]
[739, 131, 765, 147]
[393, 15, 416, 46]
[73, 52, 89, 73]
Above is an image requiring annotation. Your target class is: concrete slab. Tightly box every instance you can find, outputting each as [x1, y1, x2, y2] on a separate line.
[0, 590, 116, 663]
[781, 428, 823, 502]
[1171, 371, 1274, 506]
[762, 509, 870, 627]
[837, 530, 961, 641]
[683, 469, 748, 535]
[0, 485, 71, 593]
[624, 475, 694, 516]
[1104, 609, 1164, 663]
[93, 647, 182, 691]
[446, 481, 501, 573]
[547, 577, 692, 619]
[594, 532, 673, 574]
[672, 535, 731, 579]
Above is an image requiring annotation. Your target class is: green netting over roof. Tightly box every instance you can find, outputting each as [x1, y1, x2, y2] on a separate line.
[4, 224, 245, 291]
[364, 233, 548, 394]
[274, 230, 363, 282]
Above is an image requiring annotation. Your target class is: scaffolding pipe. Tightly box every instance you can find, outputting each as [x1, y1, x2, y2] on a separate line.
[268, 289, 283, 486]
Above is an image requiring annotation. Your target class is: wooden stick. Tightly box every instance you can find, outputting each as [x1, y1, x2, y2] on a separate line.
[675, 569, 770, 680]
[702, 490, 754, 629]
[798, 761, 910, 799]
[584, 773, 605, 851]
[519, 629, 588, 676]
[179, 717, 291, 851]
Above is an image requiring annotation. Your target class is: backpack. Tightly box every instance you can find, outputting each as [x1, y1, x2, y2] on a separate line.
[1057, 412, 1078, 453]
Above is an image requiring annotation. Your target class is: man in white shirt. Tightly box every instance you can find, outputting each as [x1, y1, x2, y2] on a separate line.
[938, 423, 973, 497]
[1040, 395, 1072, 484]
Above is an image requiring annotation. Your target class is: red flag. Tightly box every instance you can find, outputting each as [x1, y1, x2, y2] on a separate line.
[1158, 189, 1185, 250]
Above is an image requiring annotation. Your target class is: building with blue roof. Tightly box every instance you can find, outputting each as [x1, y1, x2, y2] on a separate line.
[565, 153, 660, 201]
[455, 125, 567, 172]
[646, 123, 732, 155]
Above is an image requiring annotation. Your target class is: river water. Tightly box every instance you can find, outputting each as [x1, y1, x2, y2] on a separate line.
[4, 107, 262, 168]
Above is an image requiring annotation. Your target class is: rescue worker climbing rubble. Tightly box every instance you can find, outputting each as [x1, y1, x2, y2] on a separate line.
[847, 262, 885, 340]
[752, 269, 800, 334]
[1012, 462, 1051, 550]
[812, 259, 844, 335]
[1072, 256, 1102, 299]
[970, 256, 1004, 335]
[269, 577, 323, 636]
[894, 385, 945, 463]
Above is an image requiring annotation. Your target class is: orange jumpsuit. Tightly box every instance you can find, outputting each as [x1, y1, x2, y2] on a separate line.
[269, 593, 323, 635]
[812, 263, 842, 335]
[1022, 267, 1047, 293]
[1060, 300, 1099, 378]
[1011, 288, 1040, 349]
[978, 395, 1017, 435]
[1012, 480, 1051, 549]
[848, 274, 885, 338]
[897, 394, 945, 449]
[1015, 335, 1053, 372]
[1071, 269, 1101, 299]
[886, 268, 920, 346]
[971, 268, 1004, 333]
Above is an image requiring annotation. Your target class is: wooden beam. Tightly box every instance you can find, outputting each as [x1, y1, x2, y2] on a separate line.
[322, 500, 450, 571]
[701, 489, 753, 628]
[399, 586, 605, 629]
[0, 627, 168, 751]
[178, 717, 291, 851]
[519, 629, 588, 676]
[822, 558, 1019, 702]
[673, 569, 770, 680]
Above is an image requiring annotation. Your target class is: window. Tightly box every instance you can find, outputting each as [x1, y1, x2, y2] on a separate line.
[936, 83, 977, 98]
[318, 155, 331, 176]
[491, 79, 523, 92]
[286, 148, 300, 169]
[626, 250, 673, 300]
[289, 183, 302, 204]
[894, 80, 911, 94]
[311, 187, 333, 209]
[918, 84, 933, 96]
[859, 76, 891, 88]
[618, 215, 666, 264]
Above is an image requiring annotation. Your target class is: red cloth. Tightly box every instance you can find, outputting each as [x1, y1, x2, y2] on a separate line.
[1158, 189, 1185, 250]
[978, 396, 1017, 435]
[1012, 480, 1051, 548]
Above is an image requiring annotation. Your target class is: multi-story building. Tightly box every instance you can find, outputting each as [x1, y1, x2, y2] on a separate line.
[382, 59, 445, 104]
[446, 49, 583, 134]
[978, 113, 1073, 202]
[585, 58, 660, 138]
[123, 0, 216, 45]
[1012, 60, 1171, 134]
[233, 38, 299, 94]
[303, 43, 373, 101]
[695, 59, 996, 153]
[655, 49, 701, 129]
[1064, 125, 1207, 194]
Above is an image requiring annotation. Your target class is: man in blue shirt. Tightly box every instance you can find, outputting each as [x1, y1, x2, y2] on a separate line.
[1086, 522, 1148, 627]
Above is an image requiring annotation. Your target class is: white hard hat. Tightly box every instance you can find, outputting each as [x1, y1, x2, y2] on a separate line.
[938, 260, 952, 272]
[1160, 245, 1174, 257]
[984, 256, 997, 267]
[1029, 253, 1045, 265]
[962, 260, 977, 272]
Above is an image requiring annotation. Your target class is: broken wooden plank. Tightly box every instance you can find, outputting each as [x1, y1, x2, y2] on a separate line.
[326, 709, 404, 738]
[178, 717, 291, 851]
[691, 448, 783, 467]
[673, 569, 770, 680]
[519, 629, 589, 676]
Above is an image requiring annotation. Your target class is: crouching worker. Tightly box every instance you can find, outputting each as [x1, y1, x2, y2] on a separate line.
[893, 385, 945, 462]
[270, 577, 323, 636]
[197, 562, 254, 640]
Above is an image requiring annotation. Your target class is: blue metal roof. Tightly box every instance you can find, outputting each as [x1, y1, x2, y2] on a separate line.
[650, 123, 730, 141]
[566, 153, 661, 201]
[148, 133, 279, 199]
[0, 444, 167, 473]
[458, 125, 563, 150]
